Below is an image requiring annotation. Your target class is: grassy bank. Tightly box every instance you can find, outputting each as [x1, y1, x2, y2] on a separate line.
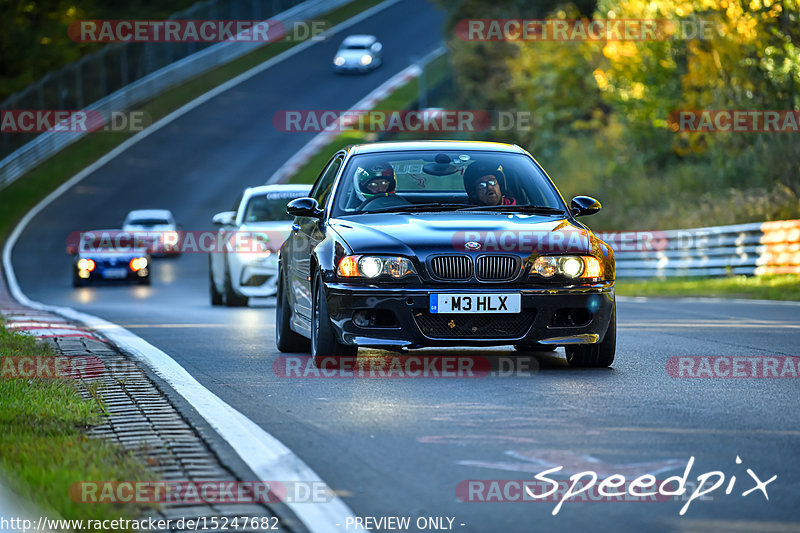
[616, 275, 800, 301]
[0, 0, 385, 242]
[0, 326, 149, 525]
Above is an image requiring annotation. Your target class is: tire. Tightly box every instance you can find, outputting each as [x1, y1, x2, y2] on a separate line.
[223, 263, 248, 307]
[72, 272, 84, 287]
[276, 270, 309, 353]
[514, 342, 557, 352]
[565, 303, 616, 368]
[311, 272, 356, 366]
[209, 259, 223, 306]
[138, 275, 151, 286]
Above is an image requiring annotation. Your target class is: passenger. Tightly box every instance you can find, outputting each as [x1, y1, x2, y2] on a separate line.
[463, 162, 516, 206]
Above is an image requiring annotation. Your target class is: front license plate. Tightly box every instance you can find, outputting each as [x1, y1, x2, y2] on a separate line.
[102, 268, 128, 279]
[429, 293, 521, 314]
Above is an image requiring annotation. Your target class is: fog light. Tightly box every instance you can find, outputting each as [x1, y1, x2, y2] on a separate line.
[78, 270, 90, 279]
[137, 268, 149, 278]
[353, 310, 375, 327]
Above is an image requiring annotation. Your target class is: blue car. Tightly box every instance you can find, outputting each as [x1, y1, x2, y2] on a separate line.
[69, 230, 151, 287]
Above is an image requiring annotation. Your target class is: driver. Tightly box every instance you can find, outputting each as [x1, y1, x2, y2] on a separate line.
[463, 162, 516, 206]
[354, 162, 397, 206]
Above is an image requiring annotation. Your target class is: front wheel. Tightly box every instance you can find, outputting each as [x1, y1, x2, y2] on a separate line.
[209, 257, 223, 306]
[311, 272, 356, 366]
[565, 304, 616, 368]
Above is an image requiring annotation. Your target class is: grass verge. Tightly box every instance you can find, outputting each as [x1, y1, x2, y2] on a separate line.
[0, 0, 386, 242]
[615, 275, 800, 301]
[0, 326, 150, 526]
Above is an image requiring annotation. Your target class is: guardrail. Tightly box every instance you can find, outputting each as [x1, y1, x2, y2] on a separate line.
[601, 220, 800, 278]
[0, 0, 353, 191]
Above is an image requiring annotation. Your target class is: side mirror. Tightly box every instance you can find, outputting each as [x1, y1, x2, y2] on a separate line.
[570, 196, 602, 217]
[212, 211, 236, 226]
[287, 197, 323, 218]
[372, 42, 382, 53]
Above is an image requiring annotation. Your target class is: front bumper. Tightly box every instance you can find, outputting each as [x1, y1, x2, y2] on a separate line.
[229, 253, 279, 297]
[323, 282, 615, 348]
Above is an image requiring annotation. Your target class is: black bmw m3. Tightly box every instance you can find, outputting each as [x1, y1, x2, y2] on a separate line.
[276, 141, 616, 368]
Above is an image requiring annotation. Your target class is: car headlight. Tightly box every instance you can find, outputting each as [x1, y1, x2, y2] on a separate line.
[337, 255, 417, 279]
[129, 257, 148, 271]
[360, 54, 372, 66]
[531, 256, 603, 279]
[334, 56, 345, 66]
[77, 258, 95, 272]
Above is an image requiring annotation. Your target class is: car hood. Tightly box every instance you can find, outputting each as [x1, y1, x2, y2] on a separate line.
[329, 213, 591, 258]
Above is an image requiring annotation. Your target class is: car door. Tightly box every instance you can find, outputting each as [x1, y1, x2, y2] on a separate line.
[289, 153, 344, 322]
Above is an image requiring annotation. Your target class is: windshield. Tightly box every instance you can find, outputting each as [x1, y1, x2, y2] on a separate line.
[242, 191, 307, 222]
[331, 150, 566, 216]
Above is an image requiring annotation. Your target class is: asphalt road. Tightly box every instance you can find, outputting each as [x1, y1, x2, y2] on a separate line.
[8, 0, 800, 531]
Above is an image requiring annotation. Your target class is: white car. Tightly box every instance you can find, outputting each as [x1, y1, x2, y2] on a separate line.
[209, 184, 311, 306]
[332, 35, 383, 73]
[122, 209, 181, 256]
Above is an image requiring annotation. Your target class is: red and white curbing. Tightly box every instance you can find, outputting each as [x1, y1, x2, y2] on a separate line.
[268, 46, 446, 184]
[0, 272, 105, 343]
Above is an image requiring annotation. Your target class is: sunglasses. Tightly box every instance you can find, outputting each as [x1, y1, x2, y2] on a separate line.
[476, 179, 498, 189]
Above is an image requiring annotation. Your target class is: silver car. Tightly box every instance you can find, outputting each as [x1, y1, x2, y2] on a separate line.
[122, 209, 181, 257]
[209, 184, 310, 306]
[332, 35, 383, 73]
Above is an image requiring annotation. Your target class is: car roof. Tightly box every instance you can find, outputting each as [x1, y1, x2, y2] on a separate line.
[125, 209, 173, 219]
[341, 34, 376, 46]
[242, 184, 311, 198]
[347, 140, 527, 155]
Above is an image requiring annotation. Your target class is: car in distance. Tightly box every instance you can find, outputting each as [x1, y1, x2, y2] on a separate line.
[69, 230, 151, 286]
[209, 184, 311, 306]
[276, 141, 616, 368]
[122, 209, 181, 256]
[332, 35, 382, 73]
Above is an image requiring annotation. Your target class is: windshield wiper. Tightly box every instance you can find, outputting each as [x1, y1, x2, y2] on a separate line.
[457, 205, 566, 215]
[364, 203, 470, 214]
